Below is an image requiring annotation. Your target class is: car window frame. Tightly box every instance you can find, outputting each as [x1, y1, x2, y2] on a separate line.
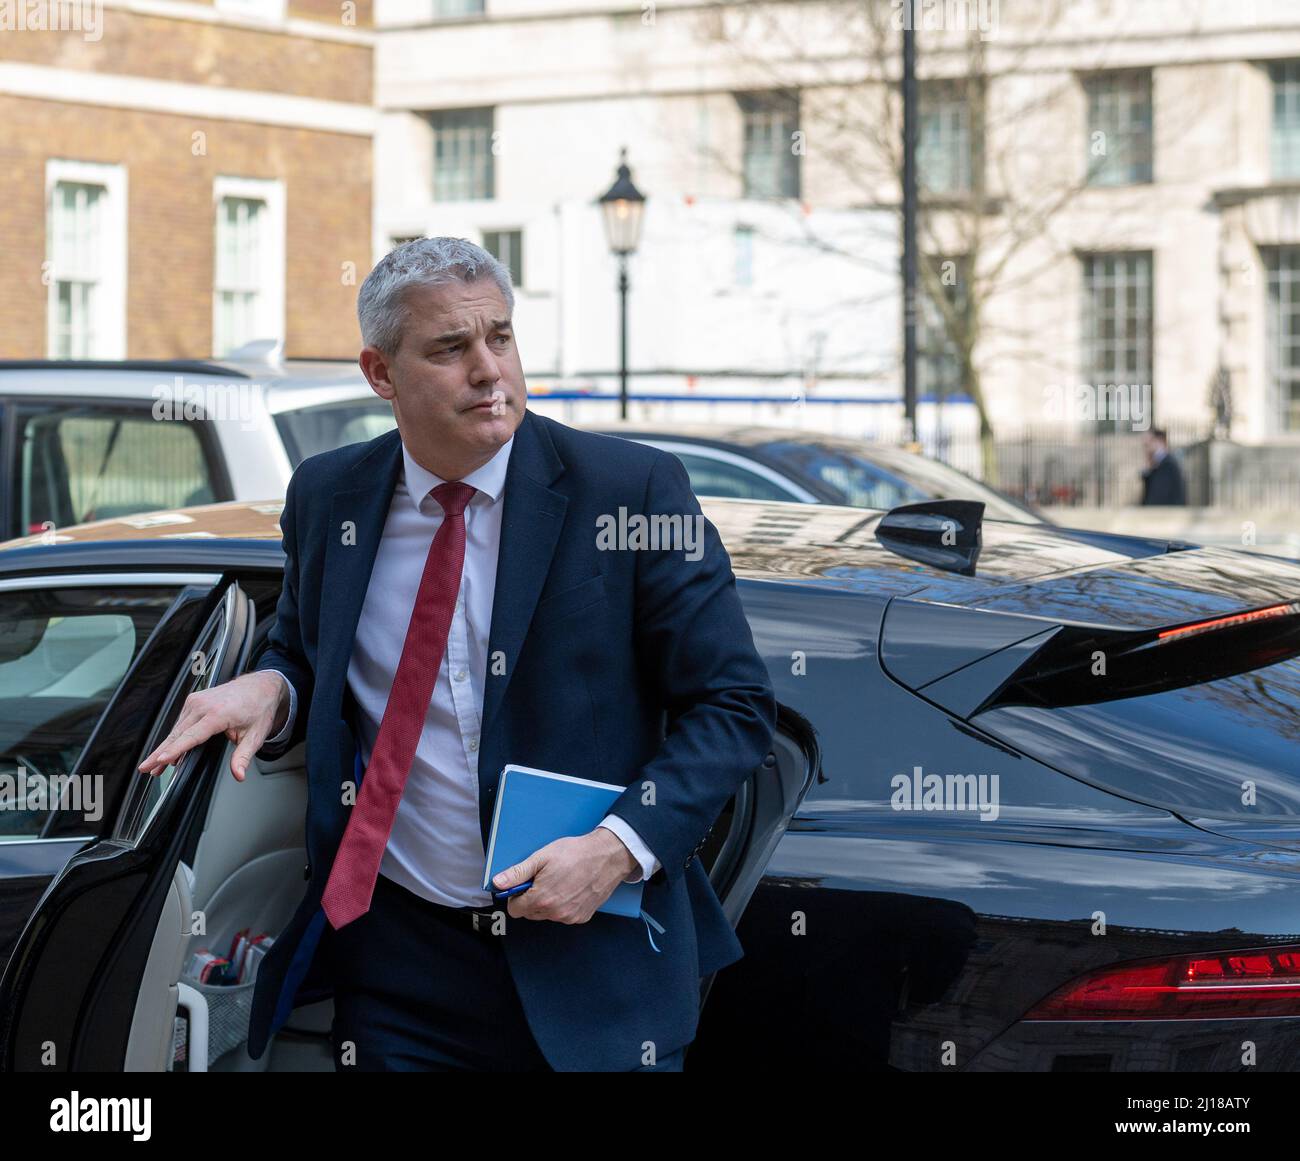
[0, 570, 221, 847]
[625, 438, 821, 503]
[113, 581, 251, 848]
[3, 395, 235, 540]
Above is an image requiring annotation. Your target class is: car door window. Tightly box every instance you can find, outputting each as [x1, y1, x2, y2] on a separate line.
[672, 452, 804, 502]
[114, 583, 251, 847]
[16, 406, 219, 535]
[755, 441, 927, 510]
[273, 400, 398, 466]
[0, 581, 183, 840]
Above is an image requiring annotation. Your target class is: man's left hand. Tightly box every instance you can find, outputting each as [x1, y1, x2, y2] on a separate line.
[493, 829, 638, 924]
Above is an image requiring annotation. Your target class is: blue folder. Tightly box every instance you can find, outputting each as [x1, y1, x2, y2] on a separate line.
[482, 764, 645, 919]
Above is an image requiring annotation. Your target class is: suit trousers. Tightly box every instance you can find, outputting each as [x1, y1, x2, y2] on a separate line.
[327, 871, 685, 1072]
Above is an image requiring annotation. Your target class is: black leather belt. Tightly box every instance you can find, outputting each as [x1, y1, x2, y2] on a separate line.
[376, 874, 506, 938]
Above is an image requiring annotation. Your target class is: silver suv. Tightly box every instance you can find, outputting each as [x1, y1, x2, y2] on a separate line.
[0, 350, 393, 540]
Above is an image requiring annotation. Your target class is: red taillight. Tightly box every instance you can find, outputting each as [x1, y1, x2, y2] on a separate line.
[1024, 945, 1300, 1020]
[1157, 601, 1300, 641]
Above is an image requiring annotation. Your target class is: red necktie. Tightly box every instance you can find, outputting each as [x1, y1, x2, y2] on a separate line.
[322, 480, 477, 929]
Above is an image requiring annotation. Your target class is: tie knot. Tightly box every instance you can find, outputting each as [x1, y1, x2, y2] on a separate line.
[431, 481, 476, 518]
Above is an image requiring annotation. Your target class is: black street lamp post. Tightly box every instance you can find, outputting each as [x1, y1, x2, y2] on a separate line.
[598, 149, 646, 420]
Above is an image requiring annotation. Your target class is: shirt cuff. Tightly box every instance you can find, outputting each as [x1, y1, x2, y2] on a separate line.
[598, 815, 662, 884]
[261, 670, 297, 747]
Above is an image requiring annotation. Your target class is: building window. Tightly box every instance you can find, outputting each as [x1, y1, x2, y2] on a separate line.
[917, 257, 969, 400]
[1268, 61, 1300, 179]
[482, 230, 523, 288]
[1084, 70, 1153, 186]
[734, 225, 755, 287]
[46, 160, 126, 360]
[1264, 247, 1300, 431]
[918, 82, 974, 195]
[213, 176, 285, 357]
[431, 0, 484, 17]
[737, 91, 800, 199]
[48, 183, 102, 359]
[428, 108, 494, 201]
[1081, 252, 1154, 426]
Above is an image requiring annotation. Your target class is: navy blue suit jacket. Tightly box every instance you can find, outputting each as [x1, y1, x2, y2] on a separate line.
[244, 409, 777, 1070]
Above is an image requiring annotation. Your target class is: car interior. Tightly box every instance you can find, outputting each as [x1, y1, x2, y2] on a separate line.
[121, 596, 813, 1072]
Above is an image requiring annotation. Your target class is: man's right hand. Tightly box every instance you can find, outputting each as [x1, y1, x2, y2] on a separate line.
[137, 671, 290, 783]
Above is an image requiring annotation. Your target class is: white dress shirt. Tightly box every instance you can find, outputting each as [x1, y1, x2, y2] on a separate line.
[263, 433, 660, 906]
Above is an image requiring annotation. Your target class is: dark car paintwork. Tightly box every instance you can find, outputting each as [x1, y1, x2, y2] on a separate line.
[1, 497, 1299, 1071]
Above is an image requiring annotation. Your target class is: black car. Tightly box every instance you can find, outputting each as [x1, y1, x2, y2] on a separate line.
[1, 495, 1299, 1072]
[588, 422, 1046, 524]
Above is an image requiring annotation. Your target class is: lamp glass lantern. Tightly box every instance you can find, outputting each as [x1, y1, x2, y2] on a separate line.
[598, 155, 646, 255]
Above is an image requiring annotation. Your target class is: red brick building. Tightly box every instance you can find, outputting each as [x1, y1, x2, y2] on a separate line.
[0, 0, 374, 359]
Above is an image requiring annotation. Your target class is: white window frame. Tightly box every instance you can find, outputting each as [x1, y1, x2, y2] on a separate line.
[481, 228, 523, 289]
[917, 81, 973, 195]
[45, 159, 127, 360]
[212, 175, 285, 358]
[1269, 60, 1300, 180]
[429, 107, 495, 201]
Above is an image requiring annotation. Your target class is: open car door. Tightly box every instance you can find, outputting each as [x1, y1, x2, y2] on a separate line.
[0, 577, 253, 1071]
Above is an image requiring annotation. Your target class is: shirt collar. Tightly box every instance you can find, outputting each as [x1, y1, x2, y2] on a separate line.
[401, 433, 515, 512]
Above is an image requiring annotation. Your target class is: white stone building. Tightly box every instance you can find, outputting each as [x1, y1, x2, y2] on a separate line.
[371, 0, 1300, 449]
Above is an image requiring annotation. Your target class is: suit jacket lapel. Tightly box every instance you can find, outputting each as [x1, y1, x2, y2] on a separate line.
[481, 409, 567, 746]
[317, 427, 404, 717]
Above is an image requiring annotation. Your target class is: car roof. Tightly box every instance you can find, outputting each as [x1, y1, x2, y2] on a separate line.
[587, 421, 855, 447]
[0, 359, 377, 414]
[586, 421, 991, 475]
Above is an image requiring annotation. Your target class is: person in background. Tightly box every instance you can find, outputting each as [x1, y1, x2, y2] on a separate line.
[1140, 428, 1187, 506]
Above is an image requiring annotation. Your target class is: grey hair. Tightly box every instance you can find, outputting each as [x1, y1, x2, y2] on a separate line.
[357, 236, 515, 357]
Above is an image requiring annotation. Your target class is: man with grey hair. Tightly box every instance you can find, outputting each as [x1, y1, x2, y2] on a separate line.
[140, 236, 776, 1071]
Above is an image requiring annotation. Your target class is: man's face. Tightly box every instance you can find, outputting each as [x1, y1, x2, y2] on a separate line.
[362, 279, 525, 467]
